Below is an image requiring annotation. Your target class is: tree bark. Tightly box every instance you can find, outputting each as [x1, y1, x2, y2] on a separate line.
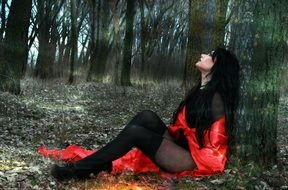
[0, 0, 32, 94]
[34, 0, 63, 79]
[221, 0, 288, 166]
[68, 0, 77, 84]
[87, 0, 110, 82]
[34, 1, 52, 78]
[110, 0, 121, 85]
[227, 0, 257, 155]
[182, 0, 206, 91]
[213, 0, 229, 48]
[0, 0, 7, 41]
[139, 0, 146, 81]
[120, 0, 135, 86]
[244, 0, 287, 166]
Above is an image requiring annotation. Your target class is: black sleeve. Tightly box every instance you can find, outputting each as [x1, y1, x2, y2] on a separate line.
[211, 92, 225, 122]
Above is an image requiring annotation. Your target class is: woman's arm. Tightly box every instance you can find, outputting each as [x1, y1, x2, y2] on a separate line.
[167, 106, 187, 141]
[211, 92, 225, 122]
[189, 93, 227, 174]
[190, 116, 227, 175]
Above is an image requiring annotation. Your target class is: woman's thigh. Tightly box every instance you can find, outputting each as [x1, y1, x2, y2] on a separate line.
[127, 110, 167, 135]
[162, 130, 174, 141]
[154, 138, 196, 173]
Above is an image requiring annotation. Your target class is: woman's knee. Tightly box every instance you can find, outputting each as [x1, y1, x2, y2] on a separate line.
[123, 124, 142, 135]
[129, 110, 159, 126]
[127, 110, 167, 136]
[137, 110, 158, 119]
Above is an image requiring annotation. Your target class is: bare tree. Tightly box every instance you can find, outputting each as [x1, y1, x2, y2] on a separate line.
[240, 0, 288, 166]
[228, 0, 288, 165]
[110, 0, 122, 85]
[120, 0, 135, 86]
[68, 0, 77, 84]
[0, 0, 7, 41]
[213, 0, 229, 48]
[34, 0, 64, 79]
[0, 0, 32, 94]
[182, 0, 207, 90]
[87, 0, 111, 82]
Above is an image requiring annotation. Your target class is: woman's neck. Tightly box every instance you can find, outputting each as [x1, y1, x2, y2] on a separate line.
[200, 73, 211, 87]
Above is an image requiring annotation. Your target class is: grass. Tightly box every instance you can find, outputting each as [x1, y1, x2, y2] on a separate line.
[0, 77, 287, 189]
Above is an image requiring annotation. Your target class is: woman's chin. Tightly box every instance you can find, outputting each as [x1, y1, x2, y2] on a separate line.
[195, 65, 205, 73]
[195, 62, 201, 69]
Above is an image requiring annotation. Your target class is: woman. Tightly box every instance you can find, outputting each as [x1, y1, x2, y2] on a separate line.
[51, 48, 240, 180]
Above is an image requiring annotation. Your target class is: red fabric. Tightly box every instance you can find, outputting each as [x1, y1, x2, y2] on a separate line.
[38, 105, 227, 179]
[167, 105, 227, 176]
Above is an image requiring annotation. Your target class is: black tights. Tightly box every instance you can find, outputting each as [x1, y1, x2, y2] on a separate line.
[75, 110, 195, 173]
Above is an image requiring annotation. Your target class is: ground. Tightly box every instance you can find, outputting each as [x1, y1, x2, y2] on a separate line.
[0, 78, 287, 190]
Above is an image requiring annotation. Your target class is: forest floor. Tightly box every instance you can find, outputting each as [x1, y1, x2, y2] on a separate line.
[0, 78, 287, 190]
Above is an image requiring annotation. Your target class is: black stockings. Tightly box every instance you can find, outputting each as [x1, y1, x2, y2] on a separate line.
[74, 110, 196, 173]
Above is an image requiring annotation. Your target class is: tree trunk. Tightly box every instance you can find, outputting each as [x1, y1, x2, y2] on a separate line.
[68, 0, 77, 84]
[34, 0, 63, 79]
[87, 0, 110, 82]
[139, 0, 146, 81]
[182, 0, 206, 91]
[86, 0, 97, 81]
[110, 0, 121, 85]
[240, 0, 287, 166]
[213, 0, 229, 48]
[0, 0, 7, 41]
[227, 0, 257, 155]
[78, 33, 89, 66]
[120, 0, 135, 86]
[34, 0, 52, 79]
[0, 0, 32, 94]
[57, 15, 69, 77]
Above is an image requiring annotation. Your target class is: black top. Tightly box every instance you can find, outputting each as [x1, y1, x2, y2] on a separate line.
[175, 90, 225, 150]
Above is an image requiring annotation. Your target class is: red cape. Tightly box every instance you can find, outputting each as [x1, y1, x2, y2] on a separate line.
[38, 105, 227, 179]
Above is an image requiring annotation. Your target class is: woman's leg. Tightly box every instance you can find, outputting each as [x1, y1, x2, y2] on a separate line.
[74, 124, 164, 170]
[126, 110, 174, 141]
[52, 124, 164, 180]
[75, 111, 194, 172]
[73, 110, 169, 170]
[127, 110, 167, 134]
[126, 110, 195, 172]
[52, 111, 195, 180]
[154, 138, 196, 173]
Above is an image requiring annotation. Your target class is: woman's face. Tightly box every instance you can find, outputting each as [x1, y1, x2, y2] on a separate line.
[195, 51, 215, 73]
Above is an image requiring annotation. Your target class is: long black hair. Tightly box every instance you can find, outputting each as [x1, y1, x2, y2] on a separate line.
[170, 48, 240, 148]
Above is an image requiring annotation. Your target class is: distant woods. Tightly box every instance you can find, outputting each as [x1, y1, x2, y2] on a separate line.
[0, 0, 287, 91]
[0, 0, 190, 91]
[0, 0, 245, 93]
[0, 0, 288, 166]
